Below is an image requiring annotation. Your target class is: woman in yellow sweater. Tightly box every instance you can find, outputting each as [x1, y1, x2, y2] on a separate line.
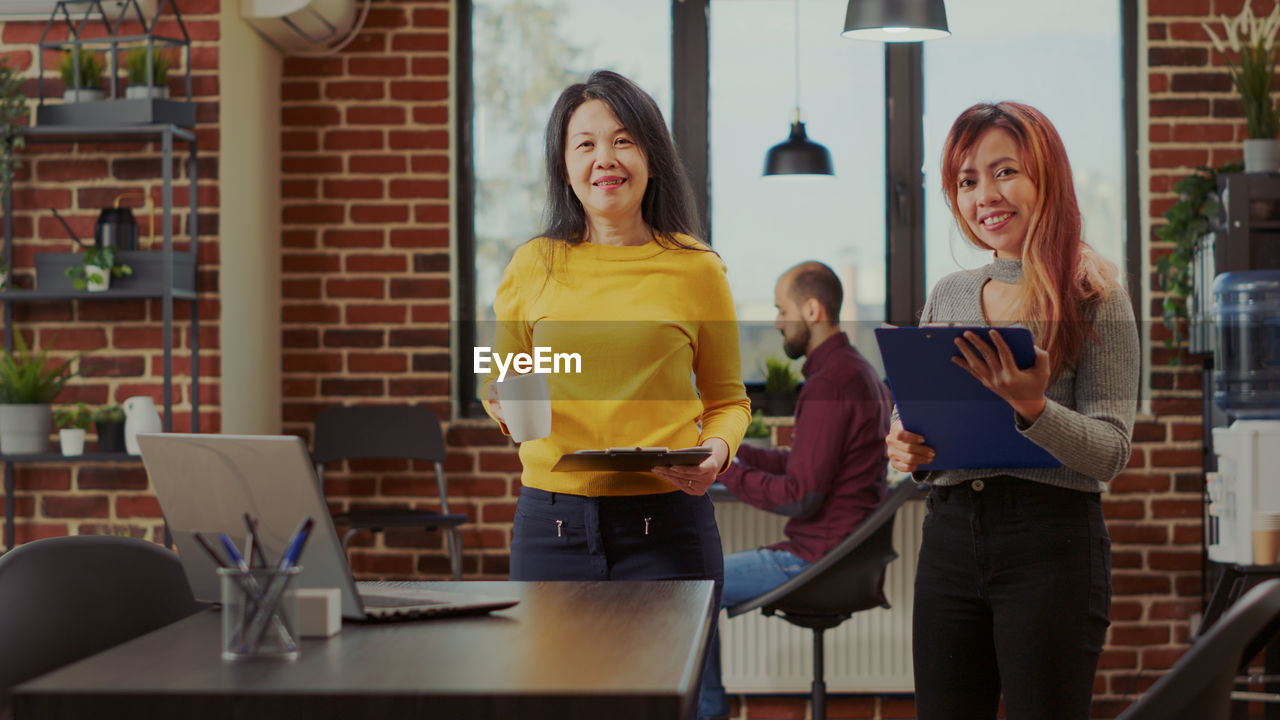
[484, 70, 750, 593]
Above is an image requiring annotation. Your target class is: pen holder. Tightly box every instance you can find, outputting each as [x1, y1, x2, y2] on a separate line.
[218, 566, 302, 661]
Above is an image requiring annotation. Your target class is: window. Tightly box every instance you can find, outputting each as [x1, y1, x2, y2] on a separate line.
[458, 0, 1135, 416]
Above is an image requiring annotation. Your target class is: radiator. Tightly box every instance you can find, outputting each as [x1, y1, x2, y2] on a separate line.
[714, 497, 924, 693]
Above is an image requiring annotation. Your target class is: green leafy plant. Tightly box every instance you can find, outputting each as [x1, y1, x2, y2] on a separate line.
[124, 46, 172, 87]
[1204, 3, 1280, 139]
[59, 49, 104, 91]
[0, 333, 75, 404]
[54, 402, 92, 431]
[763, 357, 799, 393]
[64, 246, 132, 290]
[0, 57, 26, 204]
[744, 410, 769, 439]
[92, 403, 125, 423]
[1154, 161, 1242, 349]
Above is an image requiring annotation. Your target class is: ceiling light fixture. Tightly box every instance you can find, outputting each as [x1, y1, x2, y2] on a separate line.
[763, 0, 833, 178]
[842, 0, 950, 42]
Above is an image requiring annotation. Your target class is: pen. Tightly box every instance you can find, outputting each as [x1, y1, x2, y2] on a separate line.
[243, 516, 315, 651]
[193, 532, 228, 568]
[219, 533, 250, 573]
[243, 513, 267, 568]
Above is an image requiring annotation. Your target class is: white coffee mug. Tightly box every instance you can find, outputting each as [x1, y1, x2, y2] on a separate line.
[497, 372, 551, 443]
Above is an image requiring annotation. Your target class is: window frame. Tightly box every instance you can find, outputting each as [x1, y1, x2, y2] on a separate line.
[454, 0, 1139, 419]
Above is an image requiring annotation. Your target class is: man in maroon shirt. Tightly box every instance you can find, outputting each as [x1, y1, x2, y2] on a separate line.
[698, 262, 892, 720]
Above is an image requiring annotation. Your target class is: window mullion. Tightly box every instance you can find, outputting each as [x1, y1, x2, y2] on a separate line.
[885, 42, 925, 327]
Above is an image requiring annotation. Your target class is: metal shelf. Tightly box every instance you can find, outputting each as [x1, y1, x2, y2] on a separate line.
[0, 289, 197, 301]
[1, 123, 199, 550]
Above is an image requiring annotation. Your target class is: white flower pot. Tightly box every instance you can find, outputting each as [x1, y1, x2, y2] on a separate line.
[0, 404, 52, 454]
[1243, 138, 1280, 173]
[62, 88, 105, 102]
[125, 85, 169, 99]
[85, 265, 110, 292]
[59, 428, 86, 456]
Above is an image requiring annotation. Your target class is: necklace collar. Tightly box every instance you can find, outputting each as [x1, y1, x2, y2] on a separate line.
[988, 257, 1024, 283]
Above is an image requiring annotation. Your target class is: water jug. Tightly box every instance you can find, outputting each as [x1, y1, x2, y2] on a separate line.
[1213, 270, 1280, 419]
[123, 395, 162, 455]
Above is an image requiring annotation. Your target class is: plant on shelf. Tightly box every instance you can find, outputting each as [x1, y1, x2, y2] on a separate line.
[124, 46, 172, 98]
[0, 333, 76, 454]
[0, 57, 26, 207]
[93, 403, 126, 453]
[1154, 161, 1242, 351]
[65, 245, 132, 291]
[1203, 3, 1280, 169]
[762, 357, 800, 416]
[54, 401, 92, 456]
[59, 49, 105, 101]
[744, 409, 769, 438]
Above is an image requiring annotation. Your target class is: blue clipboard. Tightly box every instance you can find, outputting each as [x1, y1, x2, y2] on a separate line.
[874, 326, 1060, 471]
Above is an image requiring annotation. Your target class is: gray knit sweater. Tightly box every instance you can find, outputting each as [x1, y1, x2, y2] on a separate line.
[910, 258, 1139, 493]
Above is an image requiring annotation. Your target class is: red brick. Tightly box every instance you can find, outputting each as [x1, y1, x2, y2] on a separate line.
[348, 353, 408, 373]
[77, 467, 149, 490]
[324, 229, 384, 248]
[389, 131, 449, 151]
[1152, 499, 1202, 518]
[43, 495, 109, 518]
[390, 33, 448, 52]
[346, 106, 406, 125]
[1148, 0, 1210, 13]
[345, 305, 406, 324]
[1108, 523, 1168, 545]
[348, 57, 407, 76]
[350, 155, 407, 174]
[15, 468, 71, 491]
[346, 253, 407, 272]
[326, 81, 385, 101]
[116, 495, 163, 518]
[1148, 550, 1201, 571]
[323, 179, 383, 200]
[326, 278, 386, 299]
[1110, 472, 1170, 493]
[1109, 625, 1170, 646]
[351, 205, 410, 224]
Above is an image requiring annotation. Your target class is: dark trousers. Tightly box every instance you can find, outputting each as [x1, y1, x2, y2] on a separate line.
[510, 486, 725, 590]
[913, 477, 1111, 720]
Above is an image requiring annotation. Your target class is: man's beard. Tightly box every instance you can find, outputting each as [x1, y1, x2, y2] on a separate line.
[782, 324, 809, 360]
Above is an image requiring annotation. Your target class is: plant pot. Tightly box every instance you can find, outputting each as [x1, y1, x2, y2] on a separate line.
[84, 264, 110, 291]
[0, 404, 52, 454]
[763, 390, 797, 417]
[125, 85, 169, 100]
[59, 428, 86, 456]
[96, 420, 126, 453]
[62, 88, 105, 102]
[1244, 138, 1280, 173]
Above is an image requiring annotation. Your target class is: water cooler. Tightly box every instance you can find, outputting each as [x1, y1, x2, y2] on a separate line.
[1206, 270, 1280, 564]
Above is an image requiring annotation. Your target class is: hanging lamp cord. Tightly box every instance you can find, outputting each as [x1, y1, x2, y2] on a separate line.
[792, 0, 801, 124]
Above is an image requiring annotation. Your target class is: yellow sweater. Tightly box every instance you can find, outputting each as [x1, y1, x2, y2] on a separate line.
[483, 235, 751, 496]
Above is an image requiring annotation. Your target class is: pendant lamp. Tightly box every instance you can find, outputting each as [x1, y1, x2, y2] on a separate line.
[842, 0, 950, 42]
[763, 0, 833, 178]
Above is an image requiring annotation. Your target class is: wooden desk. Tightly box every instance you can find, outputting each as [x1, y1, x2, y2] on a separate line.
[13, 580, 715, 720]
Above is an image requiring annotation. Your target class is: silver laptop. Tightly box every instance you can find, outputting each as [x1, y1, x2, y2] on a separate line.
[137, 433, 519, 621]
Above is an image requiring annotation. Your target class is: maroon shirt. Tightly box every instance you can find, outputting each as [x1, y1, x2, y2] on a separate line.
[720, 332, 891, 562]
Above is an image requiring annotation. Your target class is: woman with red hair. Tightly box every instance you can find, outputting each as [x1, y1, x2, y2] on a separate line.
[885, 102, 1138, 719]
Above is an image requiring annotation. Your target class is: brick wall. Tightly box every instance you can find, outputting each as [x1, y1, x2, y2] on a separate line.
[0, 0, 1262, 716]
[0, 0, 221, 546]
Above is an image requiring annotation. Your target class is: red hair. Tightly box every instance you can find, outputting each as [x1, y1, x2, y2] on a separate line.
[940, 102, 1120, 380]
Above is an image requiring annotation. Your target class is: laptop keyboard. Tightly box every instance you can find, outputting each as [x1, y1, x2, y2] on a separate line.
[360, 594, 447, 609]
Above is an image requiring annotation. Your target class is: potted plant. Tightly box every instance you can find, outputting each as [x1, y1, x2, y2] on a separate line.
[1204, 3, 1280, 171]
[59, 49, 105, 102]
[0, 57, 26, 208]
[124, 46, 172, 99]
[93, 402, 126, 453]
[762, 357, 799, 416]
[1155, 161, 1242, 351]
[54, 401, 92, 456]
[0, 333, 75, 454]
[742, 410, 771, 448]
[65, 245, 132, 291]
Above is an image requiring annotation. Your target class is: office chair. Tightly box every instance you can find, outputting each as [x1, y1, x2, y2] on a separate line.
[726, 479, 926, 720]
[1115, 578, 1280, 720]
[312, 404, 466, 580]
[0, 535, 204, 709]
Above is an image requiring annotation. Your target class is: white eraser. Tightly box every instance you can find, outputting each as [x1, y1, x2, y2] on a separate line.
[286, 588, 342, 638]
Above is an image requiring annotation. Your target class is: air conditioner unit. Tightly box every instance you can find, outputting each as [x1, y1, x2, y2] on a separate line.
[0, 0, 157, 20]
[240, 0, 358, 53]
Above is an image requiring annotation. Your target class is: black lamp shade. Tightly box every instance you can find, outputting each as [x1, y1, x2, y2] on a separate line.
[842, 0, 950, 42]
[764, 121, 834, 177]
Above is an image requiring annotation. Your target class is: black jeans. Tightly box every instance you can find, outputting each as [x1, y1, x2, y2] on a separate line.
[510, 486, 724, 589]
[913, 477, 1111, 720]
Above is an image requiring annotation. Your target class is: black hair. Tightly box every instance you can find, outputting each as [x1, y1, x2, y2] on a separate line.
[788, 262, 843, 322]
[540, 70, 703, 248]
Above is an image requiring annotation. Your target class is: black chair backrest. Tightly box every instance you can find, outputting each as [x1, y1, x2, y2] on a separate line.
[0, 535, 203, 696]
[1117, 578, 1280, 720]
[312, 405, 446, 464]
[729, 480, 926, 620]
